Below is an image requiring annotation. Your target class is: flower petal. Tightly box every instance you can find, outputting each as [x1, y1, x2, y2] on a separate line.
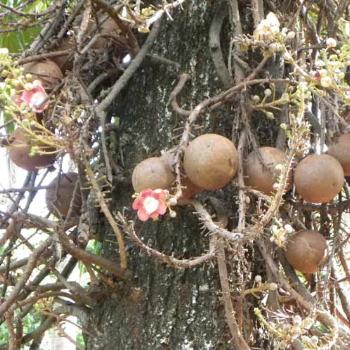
[137, 208, 150, 221]
[150, 212, 160, 220]
[157, 201, 167, 215]
[132, 196, 143, 210]
[140, 189, 153, 198]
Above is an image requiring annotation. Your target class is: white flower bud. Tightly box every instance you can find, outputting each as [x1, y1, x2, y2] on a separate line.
[326, 38, 337, 48]
[264, 89, 272, 97]
[269, 283, 278, 291]
[280, 123, 287, 130]
[266, 111, 274, 119]
[283, 51, 292, 61]
[284, 224, 293, 233]
[287, 31, 296, 40]
[310, 336, 319, 345]
[266, 12, 280, 31]
[168, 197, 177, 206]
[320, 76, 333, 88]
[274, 163, 283, 171]
[272, 183, 280, 190]
[252, 95, 260, 103]
[269, 42, 283, 52]
[255, 275, 262, 283]
[293, 315, 302, 326]
[0, 48, 9, 55]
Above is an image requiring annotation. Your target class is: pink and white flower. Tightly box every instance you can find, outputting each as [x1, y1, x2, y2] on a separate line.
[18, 80, 49, 113]
[132, 189, 168, 221]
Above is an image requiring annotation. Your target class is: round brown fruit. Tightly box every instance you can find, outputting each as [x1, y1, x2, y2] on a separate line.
[159, 152, 202, 201]
[294, 154, 344, 203]
[285, 230, 327, 273]
[50, 37, 75, 72]
[132, 157, 175, 192]
[244, 147, 292, 195]
[8, 128, 56, 171]
[183, 134, 238, 190]
[180, 177, 203, 201]
[327, 134, 350, 176]
[46, 172, 82, 218]
[22, 59, 63, 90]
[92, 18, 121, 50]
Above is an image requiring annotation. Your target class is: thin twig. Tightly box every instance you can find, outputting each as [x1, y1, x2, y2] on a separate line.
[119, 214, 216, 269]
[216, 239, 250, 349]
[84, 161, 128, 270]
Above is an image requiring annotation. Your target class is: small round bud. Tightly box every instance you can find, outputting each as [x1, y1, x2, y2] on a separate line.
[23, 82, 33, 90]
[310, 336, 318, 345]
[252, 95, 260, 103]
[266, 111, 274, 119]
[284, 224, 293, 233]
[264, 89, 272, 97]
[168, 197, 177, 206]
[169, 210, 177, 218]
[272, 182, 280, 190]
[0, 48, 9, 55]
[283, 51, 292, 61]
[255, 275, 262, 283]
[269, 42, 283, 52]
[274, 163, 283, 171]
[320, 76, 333, 88]
[286, 31, 295, 40]
[280, 123, 287, 130]
[293, 315, 302, 326]
[269, 283, 278, 291]
[326, 38, 337, 48]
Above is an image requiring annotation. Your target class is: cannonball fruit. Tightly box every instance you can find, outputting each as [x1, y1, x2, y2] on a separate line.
[46, 172, 82, 218]
[92, 18, 121, 50]
[50, 37, 75, 72]
[159, 152, 203, 201]
[8, 128, 56, 171]
[285, 230, 327, 273]
[294, 154, 344, 203]
[183, 134, 238, 190]
[180, 177, 203, 201]
[244, 147, 292, 195]
[22, 59, 63, 90]
[327, 133, 350, 176]
[132, 157, 175, 192]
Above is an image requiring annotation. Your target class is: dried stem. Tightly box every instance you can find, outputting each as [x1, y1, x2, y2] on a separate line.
[118, 213, 216, 269]
[216, 239, 250, 350]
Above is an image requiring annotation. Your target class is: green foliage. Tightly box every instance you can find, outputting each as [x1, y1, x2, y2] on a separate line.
[76, 332, 86, 348]
[0, 322, 9, 346]
[0, 309, 42, 347]
[22, 309, 42, 335]
[0, 0, 53, 52]
[86, 239, 102, 256]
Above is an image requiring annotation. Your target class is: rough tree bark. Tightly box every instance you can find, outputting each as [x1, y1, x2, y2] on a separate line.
[86, 1, 244, 349]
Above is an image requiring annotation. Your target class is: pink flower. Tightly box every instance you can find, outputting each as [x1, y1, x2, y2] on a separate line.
[19, 80, 49, 113]
[132, 189, 168, 222]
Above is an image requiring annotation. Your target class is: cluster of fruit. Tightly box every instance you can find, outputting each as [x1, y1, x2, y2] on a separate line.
[132, 132, 350, 274]
[3, 18, 126, 220]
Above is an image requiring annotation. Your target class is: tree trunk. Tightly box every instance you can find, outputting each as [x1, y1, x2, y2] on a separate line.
[85, 1, 239, 349]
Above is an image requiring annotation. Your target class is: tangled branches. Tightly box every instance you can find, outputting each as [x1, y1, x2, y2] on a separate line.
[0, 0, 350, 349]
